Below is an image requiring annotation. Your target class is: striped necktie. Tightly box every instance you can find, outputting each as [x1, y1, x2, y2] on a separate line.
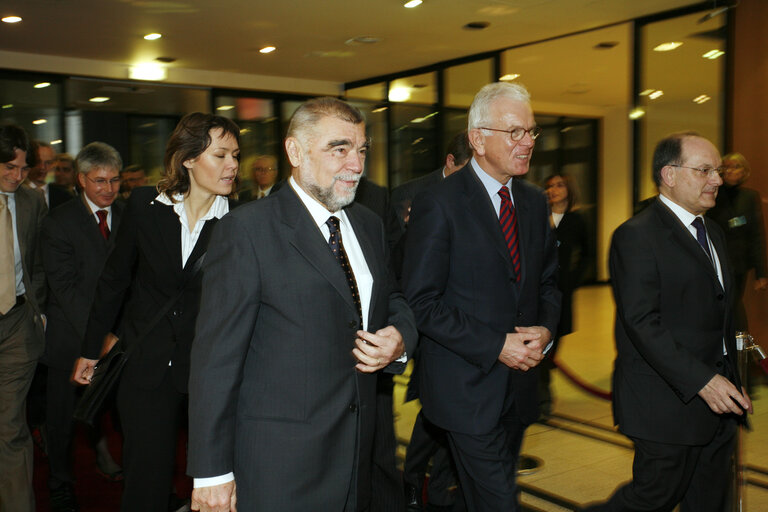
[498, 186, 521, 281]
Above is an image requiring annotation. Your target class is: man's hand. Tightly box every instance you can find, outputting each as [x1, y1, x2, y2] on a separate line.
[498, 327, 546, 371]
[353, 325, 405, 373]
[698, 374, 753, 415]
[754, 277, 768, 291]
[72, 357, 98, 385]
[191, 481, 237, 512]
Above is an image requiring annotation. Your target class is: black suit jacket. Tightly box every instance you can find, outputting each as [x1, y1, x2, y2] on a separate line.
[390, 168, 443, 229]
[402, 165, 560, 435]
[41, 197, 124, 370]
[553, 210, 591, 336]
[610, 198, 742, 446]
[187, 184, 417, 511]
[82, 187, 220, 393]
[48, 184, 75, 211]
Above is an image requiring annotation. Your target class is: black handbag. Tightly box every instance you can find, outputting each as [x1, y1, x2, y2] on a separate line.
[73, 253, 208, 426]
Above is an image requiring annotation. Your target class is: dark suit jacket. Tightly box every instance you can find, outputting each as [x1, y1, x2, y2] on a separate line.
[402, 165, 560, 435]
[553, 210, 591, 336]
[187, 184, 417, 511]
[82, 187, 219, 393]
[49, 183, 75, 211]
[610, 198, 742, 446]
[390, 169, 443, 229]
[41, 197, 124, 370]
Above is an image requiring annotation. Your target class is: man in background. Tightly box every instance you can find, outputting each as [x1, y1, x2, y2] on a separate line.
[118, 164, 147, 201]
[240, 155, 279, 201]
[52, 153, 77, 196]
[24, 141, 72, 210]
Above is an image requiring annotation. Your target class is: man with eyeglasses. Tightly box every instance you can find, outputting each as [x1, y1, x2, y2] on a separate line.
[240, 154, 279, 201]
[402, 82, 561, 511]
[585, 132, 752, 512]
[40, 141, 125, 512]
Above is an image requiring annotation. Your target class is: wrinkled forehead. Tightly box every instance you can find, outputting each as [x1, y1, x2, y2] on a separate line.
[681, 136, 721, 166]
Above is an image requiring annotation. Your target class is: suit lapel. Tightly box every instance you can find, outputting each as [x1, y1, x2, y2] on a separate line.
[15, 189, 33, 260]
[184, 218, 217, 273]
[153, 200, 183, 271]
[279, 187, 359, 314]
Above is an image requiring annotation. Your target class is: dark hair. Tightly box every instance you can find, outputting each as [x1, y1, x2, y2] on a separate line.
[120, 164, 145, 177]
[651, 131, 700, 186]
[158, 112, 241, 200]
[287, 97, 365, 143]
[0, 124, 31, 164]
[544, 173, 578, 211]
[446, 130, 472, 165]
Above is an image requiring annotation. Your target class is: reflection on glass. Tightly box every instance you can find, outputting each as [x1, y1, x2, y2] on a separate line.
[637, 11, 725, 203]
[0, 78, 63, 147]
[346, 83, 386, 102]
[389, 104, 438, 187]
[389, 73, 436, 105]
[445, 59, 492, 108]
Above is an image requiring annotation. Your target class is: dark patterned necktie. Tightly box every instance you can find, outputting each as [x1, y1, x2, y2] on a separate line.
[326, 216, 362, 321]
[691, 216, 713, 264]
[498, 186, 521, 281]
[96, 210, 110, 240]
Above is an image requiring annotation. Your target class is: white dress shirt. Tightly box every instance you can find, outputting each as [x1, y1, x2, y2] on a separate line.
[1, 192, 25, 295]
[82, 194, 112, 230]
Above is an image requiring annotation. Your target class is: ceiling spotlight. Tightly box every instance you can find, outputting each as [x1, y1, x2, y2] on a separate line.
[144, 33, 162, 40]
[648, 90, 664, 100]
[653, 42, 683, 52]
[404, 0, 422, 8]
[89, 97, 110, 103]
[259, 46, 276, 54]
[702, 49, 725, 60]
[693, 95, 711, 104]
[51, 140, 62, 145]
[1, 16, 22, 23]
[499, 74, 520, 81]
[216, 105, 235, 111]
[34, 82, 51, 89]
[628, 108, 645, 120]
[32, 119, 48, 125]
[463, 21, 490, 30]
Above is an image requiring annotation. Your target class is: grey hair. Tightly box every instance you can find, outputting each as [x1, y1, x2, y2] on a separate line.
[468, 82, 531, 132]
[287, 97, 365, 146]
[76, 142, 123, 175]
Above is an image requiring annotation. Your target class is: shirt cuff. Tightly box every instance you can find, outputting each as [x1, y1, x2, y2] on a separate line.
[396, 350, 407, 363]
[194, 473, 234, 488]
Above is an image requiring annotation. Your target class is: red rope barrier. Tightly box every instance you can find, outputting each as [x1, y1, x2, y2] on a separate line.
[551, 358, 612, 401]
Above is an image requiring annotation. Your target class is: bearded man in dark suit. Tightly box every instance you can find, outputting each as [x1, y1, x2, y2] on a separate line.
[188, 97, 417, 512]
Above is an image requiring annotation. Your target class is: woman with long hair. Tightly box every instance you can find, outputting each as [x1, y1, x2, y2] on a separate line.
[73, 112, 240, 511]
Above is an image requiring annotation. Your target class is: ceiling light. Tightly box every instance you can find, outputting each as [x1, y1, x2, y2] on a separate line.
[404, 0, 422, 8]
[240, 128, 250, 134]
[259, 46, 276, 54]
[463, 21, 490, 30]
[51, 140, 62, 145]
[34, 82, 51, 89]
[389, 87, 411, 102]
[345, 36, 382, 46]
[89, 97, 110, 103]
[144, 33, 162, 40]
[639, 89, 655, 96]
[129, 63, 167, 81]
[411, 117, 425, 124]
[653, 42, 683, 52]
[499, 74, 520, 81]
[702, 49, 725, 60]
[216, 105, 235, 111]
[2, 16, 22, 23]
[648, 90, 664, 100]
[693, 95, 711, 104]
[629, 108, 645, 120]
[33, 119, 47, 125]
[2, 104, 13, 109]
[371, 107, 388, 113]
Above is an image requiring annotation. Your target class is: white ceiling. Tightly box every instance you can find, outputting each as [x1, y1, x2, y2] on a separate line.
[0, 0, 704, 87]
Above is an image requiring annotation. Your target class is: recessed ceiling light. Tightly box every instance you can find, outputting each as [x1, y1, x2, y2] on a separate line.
[51, 140, 62, 145]
[216, 105, 235, 111]
[499, 74, 520, 81]
[693, 94, 711, 104]
[1, 16, 22, 24]
[259, 46, 276, 54]
[648, 90, 664, 100]
[33, 119, 47, 125]
[629, 108, 645, 120]
[156, 56, 176, 63]
[463, 21, 490, 30]
[144, 33, 162, 40]
[129, 63, 166, 81]
[653, 42, 683, 52]
[345, 36, 382, 46]
[594, 41, 619, 50]
[34, 82, 51, 89]
[404, 0, 422, 8]
[702, 49, 724, 60]
[89, 97, 110, 103]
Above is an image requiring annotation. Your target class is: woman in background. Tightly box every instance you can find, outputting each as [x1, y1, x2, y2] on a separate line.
[540, 173, 591, 417]
[73, 113, 240, 511]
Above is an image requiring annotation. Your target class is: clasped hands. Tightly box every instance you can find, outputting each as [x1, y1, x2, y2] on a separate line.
[353, 325, 405, 373]
[498, 326, 551, 371]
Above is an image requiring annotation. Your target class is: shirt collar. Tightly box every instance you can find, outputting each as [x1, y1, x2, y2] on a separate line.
[659, 193, 701, 227]
[470, 157, 513, 203]
[288, 176, 349, 230]
[154, 191, 230, 222]
[82, 193, 110, 216]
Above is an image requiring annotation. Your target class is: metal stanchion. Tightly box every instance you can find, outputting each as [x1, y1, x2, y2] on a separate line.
[733, 332, 768, 512]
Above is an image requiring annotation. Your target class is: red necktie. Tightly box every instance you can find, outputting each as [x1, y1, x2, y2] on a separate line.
[96, 210, 110, 240]
[498, 186, 521, 281]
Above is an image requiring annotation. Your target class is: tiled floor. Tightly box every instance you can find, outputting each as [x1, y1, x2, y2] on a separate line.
[393, 285, 768, 511]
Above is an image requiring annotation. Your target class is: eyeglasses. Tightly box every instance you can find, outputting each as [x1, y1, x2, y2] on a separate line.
[84, 175, 121, 187]
[253, 167, 276, 173]
[668, 164, 726, 178]
[480, 126, 542, 141]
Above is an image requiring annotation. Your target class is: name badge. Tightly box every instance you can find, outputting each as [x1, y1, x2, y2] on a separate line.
[728, 216, 747, 229]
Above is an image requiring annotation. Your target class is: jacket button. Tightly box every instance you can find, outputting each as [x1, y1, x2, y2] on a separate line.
[348, 320, 357, 329]
[716, 361, 723, 368]
[517, 312, 523, 318]
[349, 404, 358, 413]
[172, 309, 180, 317]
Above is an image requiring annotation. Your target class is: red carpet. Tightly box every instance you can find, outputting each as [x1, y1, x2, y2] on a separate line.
[32, 421, 192, 511]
